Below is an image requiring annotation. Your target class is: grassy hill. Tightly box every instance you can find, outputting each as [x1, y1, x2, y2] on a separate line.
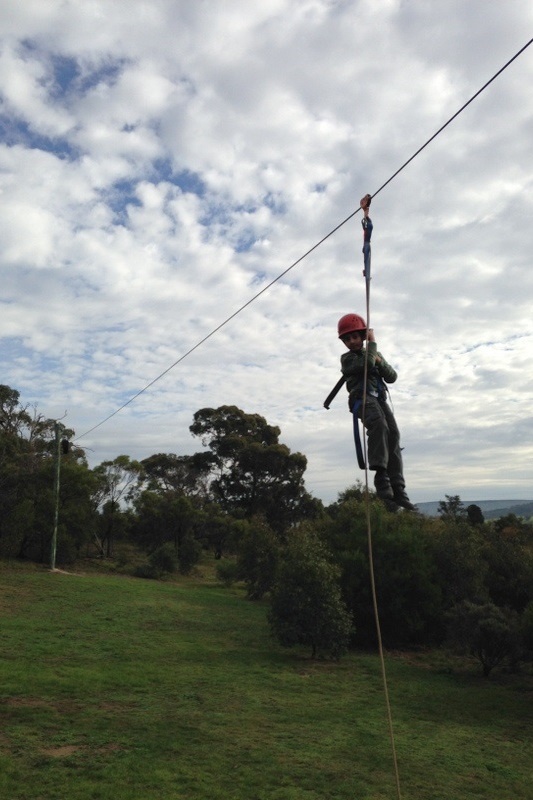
[1, 560, 532, 800]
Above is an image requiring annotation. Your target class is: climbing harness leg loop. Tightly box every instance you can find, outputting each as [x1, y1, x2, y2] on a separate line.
[350, 398, 366, 470]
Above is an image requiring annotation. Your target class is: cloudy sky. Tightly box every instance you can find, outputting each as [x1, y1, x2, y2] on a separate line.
[1, 0, 532, 505]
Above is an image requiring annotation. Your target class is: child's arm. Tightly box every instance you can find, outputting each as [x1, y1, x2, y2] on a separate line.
[367, 329, 397, 383]
[367, 329, 379, 362]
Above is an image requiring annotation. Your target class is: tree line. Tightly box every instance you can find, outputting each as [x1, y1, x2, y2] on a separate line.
[1, 383, 532, 674]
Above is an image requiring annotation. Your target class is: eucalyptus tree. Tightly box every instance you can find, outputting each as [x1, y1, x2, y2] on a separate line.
[189, 405, 320, 533]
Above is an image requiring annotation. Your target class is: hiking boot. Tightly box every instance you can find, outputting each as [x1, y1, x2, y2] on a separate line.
[381, 497, 401, 513]
[393, 491, 418, 512]
[373, 468, 399, 511]
[373, 467, 393, 497]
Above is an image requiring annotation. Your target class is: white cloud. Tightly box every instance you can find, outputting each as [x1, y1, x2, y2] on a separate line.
[0, 43, 74, 136]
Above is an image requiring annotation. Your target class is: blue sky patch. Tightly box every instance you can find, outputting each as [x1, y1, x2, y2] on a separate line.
[152, 160, 207, 198]
[0, 114, 77, 159]
[235, 230, 257, 253]
[77, 57, 129, 94]
[173, 168, 207, 197]
[49, 54, 80, 98]
[103, 179, 142, 224]
[263, 192, 287, 214]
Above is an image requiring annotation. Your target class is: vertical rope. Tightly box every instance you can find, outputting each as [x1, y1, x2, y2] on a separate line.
[359, 203, 402, 800]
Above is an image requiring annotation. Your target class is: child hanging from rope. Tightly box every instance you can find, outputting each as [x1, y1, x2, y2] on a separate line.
[337, 313, 416, 512]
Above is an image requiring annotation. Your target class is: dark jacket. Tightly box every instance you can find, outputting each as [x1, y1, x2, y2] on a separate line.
[340, 341, 397, 400]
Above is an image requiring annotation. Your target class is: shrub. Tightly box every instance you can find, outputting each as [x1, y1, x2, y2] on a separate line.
[216, 558, 240, 587]
[134, 563, 162, 580]
[268, 529, 353, 659]
[134, 543, 179, 580]
[236, 519, 280, 599]
[177, 534, 201, 575]
[446, 600, 521, 677]
[520, 601, 533, 662]
[149, 543, 179, 574]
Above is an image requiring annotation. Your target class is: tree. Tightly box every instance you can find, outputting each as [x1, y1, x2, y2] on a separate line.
[189, 405, 318, 533]
[493, 513, 533, 545]
[438, 495, 466, 522]
[268, 529, 353, 659]
[133, 491, 192, 549]
[431, 520, 488, 610]
[92, 455, 143, 556]
[466, 504, 484, 527]
[132, 490, 201, 574]
[317, 493, 444, 646]
[326, 482, 366, 517]
[0, 385, 96, 564]
[52, 456, 100, 562]
[0, 385, 32, 438]
[480, 526, 533, 613]
[235, 517, 281, 599]
[446, 600, 520, 677]
[141, 452, 213, 498]
[197, 511, 238, 559]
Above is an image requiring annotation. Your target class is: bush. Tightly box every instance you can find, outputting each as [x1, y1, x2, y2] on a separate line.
[149, 543, 179, 574]
[216, 558, 240, 587]
[268, 529, 353, 659]
[520, 601, 533, 662]
[446, 600, 521, 677]
[177, 534, 201, 575]
[134, 543, 179, 580]
[236, 519, 280, 599]
[134, 563, 162, 580]
[319, 498, 444, 646]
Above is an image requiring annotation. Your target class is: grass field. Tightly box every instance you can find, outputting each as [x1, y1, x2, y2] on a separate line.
[1, 560, 532, 800]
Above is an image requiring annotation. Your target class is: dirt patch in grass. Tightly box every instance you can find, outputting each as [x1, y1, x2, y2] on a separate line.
[41, 745, 81, 758]
[40, 742, 122, 759]
[2, 696, 87, 713]
[3, 697, 51, 709]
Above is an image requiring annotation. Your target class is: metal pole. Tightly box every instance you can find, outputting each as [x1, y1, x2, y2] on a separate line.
[50, 422, 61, 570]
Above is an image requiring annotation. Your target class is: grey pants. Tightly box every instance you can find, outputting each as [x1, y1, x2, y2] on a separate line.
[356, 396, 405, 490]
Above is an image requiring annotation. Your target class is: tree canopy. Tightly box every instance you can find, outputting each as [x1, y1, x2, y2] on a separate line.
[189, 405, 321, 531]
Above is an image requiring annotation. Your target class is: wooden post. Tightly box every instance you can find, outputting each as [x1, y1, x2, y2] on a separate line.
[50, 422, 61, 570]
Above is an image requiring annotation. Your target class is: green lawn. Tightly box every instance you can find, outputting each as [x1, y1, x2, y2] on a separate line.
[0, 561, 531, 800]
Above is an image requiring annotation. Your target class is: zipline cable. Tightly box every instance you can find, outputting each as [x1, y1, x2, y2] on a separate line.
[75, 213, 354, 440]
[75, 36, 533, 442]
[370, 35, 533, 204]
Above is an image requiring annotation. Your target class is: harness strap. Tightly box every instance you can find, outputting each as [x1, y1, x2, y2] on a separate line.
[351, 398, 366, 470]
[323, 370, 387, 409]
[323, 370, 389, 472]
[323, 376, 346, 409]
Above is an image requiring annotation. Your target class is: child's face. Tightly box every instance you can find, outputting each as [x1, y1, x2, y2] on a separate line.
[341, 331, 364, 352]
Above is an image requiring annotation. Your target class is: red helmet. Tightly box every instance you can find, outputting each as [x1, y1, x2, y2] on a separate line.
[337, 313, 366, 339]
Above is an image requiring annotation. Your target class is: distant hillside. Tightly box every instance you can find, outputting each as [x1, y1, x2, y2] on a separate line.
[416, 499, 533, 519]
